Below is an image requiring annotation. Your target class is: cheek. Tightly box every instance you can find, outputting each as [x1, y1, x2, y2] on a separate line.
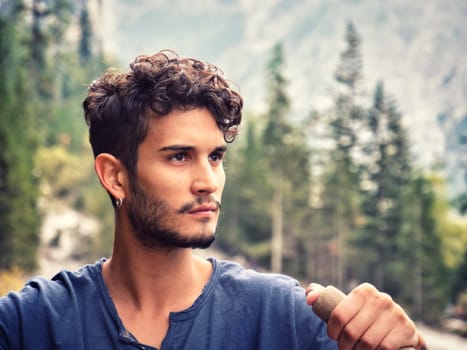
[136, 170, 184, 199]
[217, 169, 226, 193]
[156, 176, 187, 196]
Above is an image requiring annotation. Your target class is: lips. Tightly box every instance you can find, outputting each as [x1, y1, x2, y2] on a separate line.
[187, 204, 219, 214]
[178, 197, 221, 215]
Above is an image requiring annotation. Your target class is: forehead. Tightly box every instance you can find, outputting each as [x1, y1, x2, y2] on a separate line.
[144, 108, 225, 147]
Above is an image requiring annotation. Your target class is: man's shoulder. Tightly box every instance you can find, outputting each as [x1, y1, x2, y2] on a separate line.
[213, 258, 302, 296]
[200, 258, 336, 350]
[0, 259, 104, 311]
[0, 259, 106, 349]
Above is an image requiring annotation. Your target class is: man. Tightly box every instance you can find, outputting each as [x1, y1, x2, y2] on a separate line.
[0, 50, 425, 349]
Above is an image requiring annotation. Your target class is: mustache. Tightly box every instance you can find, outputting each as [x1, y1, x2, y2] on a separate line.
[177, 196, 221, 214]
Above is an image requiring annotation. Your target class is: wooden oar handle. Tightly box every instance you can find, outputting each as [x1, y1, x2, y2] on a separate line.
[311, 285, 420, 350]
[311, 285, 346, 323]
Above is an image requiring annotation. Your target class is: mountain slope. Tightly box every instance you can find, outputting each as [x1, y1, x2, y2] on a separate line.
[97, 0, 467, 194]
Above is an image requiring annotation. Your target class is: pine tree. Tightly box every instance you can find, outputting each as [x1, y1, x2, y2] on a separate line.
[400, 175, 449, 324]
[79, 0, 92, 64]
[335, 22, 363, 95]
[357, 81, 412, 291]
[218, 118, 272, 264]
[317, 22, 365, 289]
[259, 43, 313, 273]
[0, 0, 83, 271]
[29, 0, 75, 145]
[0, 1, 40, 270]
[262, 43, 290, 272]
[451, 247, 467, 303]
[31, 0, 48, 77]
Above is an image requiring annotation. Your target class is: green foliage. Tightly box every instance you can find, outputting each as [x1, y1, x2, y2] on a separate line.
[1, 3, 465, 327]
[305, 22, 366, 289]
[79, 175, 114, 259]
[297, 23, 461, 325]
[79, 3, 92, 64]
[397, 175, 450, 324]
[334, 21, 363, 90]
[0, 0, 112, 270]
[263, 42, 312, 273]
[263, 42, 293, 169]
[218, 116, 274, 266]
[430, 177, 467, 269]
[451, 249, 467, 305]
[0, 3, 40, 271]
[219, 44, 313, 274]
[35, 145, 91, 201]
[356, 81, 413, 291]
[30, 0, 74, 97]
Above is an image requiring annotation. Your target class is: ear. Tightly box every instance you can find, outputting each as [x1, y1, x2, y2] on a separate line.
[94, 153, 127, 201]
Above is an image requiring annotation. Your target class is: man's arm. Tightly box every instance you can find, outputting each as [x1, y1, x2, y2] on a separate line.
[306, 283, 427, 350]
[0, 293, 21, 350]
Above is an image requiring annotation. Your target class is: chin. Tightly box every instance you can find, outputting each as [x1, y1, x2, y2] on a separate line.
[190, 235, 215, 249]
[136, 229, 216, 250]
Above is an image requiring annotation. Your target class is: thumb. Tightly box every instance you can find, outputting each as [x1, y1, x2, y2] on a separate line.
[305, 283, 325, 305]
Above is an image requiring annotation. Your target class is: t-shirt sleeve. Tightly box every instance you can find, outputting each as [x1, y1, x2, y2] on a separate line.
[0, 262, 118, 350]
[290, 282, 338, 350]
[216, 261, 338, 350]
[0, 286, 38, 350]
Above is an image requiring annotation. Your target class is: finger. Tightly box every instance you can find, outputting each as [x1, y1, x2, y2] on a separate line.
[415, 333, 428, 350]
[379, 328, 419, 350]
[326, 283, 374, 341]
[309, 283, 425, 350]
[355, 297, 419, 350]
[335, 291, 392, 350]
[377, 313, 419, 350]
[305, 283, 325, 305]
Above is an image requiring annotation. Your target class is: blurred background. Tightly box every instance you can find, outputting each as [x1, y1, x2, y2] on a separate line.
[0, 0, 466, 345]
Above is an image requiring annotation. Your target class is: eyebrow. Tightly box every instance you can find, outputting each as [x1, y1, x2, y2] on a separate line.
[158, 145, 228, 153]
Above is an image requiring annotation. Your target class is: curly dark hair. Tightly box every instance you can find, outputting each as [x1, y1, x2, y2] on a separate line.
[82, 50, 243, 176]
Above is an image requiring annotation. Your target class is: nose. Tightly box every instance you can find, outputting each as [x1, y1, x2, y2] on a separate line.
[191, 160, 221, 195]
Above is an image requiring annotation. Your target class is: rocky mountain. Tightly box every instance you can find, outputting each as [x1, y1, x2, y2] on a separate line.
[94, 0, 467, 196]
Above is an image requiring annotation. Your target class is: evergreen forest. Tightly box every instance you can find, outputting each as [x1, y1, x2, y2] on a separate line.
[1, 0, 466, 328]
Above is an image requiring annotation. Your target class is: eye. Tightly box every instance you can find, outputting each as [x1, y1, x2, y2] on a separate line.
[209, 151, 225, 163]
[170, 152, 188, 162]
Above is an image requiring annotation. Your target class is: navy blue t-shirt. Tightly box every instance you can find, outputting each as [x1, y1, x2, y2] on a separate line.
[0, 258, 337, 350]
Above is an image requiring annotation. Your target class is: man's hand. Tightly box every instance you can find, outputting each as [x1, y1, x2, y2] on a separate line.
[305, 283, 426, 350]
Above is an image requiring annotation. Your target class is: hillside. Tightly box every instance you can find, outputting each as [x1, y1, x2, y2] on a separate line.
[94, 0, 467, 195]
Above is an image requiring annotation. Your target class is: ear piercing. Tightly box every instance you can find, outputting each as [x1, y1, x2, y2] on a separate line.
[115, 198, 124, 207]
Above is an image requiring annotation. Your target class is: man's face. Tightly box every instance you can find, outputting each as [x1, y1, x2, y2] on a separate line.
[125, 108, 227, 249]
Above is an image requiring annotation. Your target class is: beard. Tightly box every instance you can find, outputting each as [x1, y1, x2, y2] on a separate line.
[125, 179, 219, 250]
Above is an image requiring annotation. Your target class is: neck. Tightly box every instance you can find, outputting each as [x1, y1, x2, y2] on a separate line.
[102, 222, 212, 314]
